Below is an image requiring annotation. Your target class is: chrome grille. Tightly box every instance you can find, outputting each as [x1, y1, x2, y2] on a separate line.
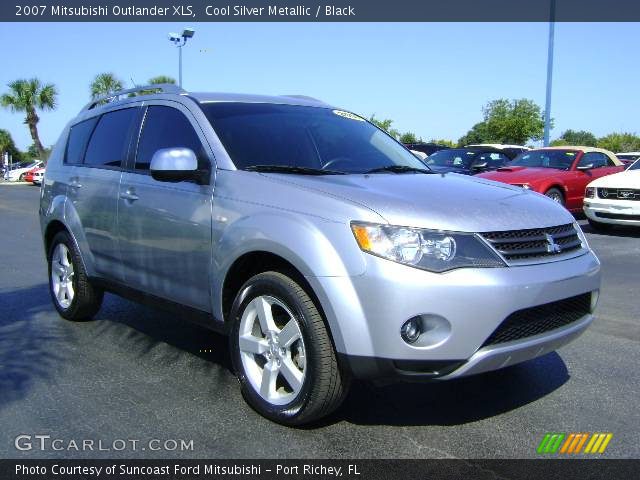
[597, 188, 640, 201]
[480, 223, 583, 262]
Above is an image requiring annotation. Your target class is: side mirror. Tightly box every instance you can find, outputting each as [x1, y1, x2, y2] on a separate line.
[472, 161, 488, 170]
[577, 163, 594, 171]
[150, 148, 207, 184]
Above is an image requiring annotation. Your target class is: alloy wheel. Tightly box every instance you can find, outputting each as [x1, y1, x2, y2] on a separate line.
[51, 243, 75, 309]
[238, 295, 306, 406]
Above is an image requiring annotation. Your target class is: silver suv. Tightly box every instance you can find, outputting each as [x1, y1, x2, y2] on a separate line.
[40, 85, 601, 425]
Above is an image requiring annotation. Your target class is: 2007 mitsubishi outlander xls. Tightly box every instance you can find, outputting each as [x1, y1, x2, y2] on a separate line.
[40, 85, 600, 425]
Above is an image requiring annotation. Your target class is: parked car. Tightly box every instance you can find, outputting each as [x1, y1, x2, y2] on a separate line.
[477, 147, 624, 212]
[40, 85, 601, 425]
[615, 152, 640, 168]
[424, 146, 512, 175]
[584, 158, 640, 230]
[31, 167, 45, 185]
[466, 144, 529, 159]
[24, 166, 44, 183]
[6, 161, 43, 182]
[404, 142, 450, 156]
[409, 149, 428, 161]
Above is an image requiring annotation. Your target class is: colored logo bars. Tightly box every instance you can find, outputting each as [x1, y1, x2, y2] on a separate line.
[537, 433, 613, 454]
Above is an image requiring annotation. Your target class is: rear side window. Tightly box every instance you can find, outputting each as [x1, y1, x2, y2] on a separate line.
[65, 117, 98, 164]
[84, 108, 138, 168]
[135, 106, 206, 171]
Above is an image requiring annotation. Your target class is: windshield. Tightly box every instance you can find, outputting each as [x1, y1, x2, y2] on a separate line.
[618, 154, 640, 161]
[425, 149, 481, 169]
[628, 159, 640, 170]
[200, 103, 427, 174]
[510, 150, 577, 170]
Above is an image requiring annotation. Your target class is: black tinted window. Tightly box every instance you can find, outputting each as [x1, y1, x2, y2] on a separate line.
[136, 106, 205, 170]
[65, 117, 98, 164]
[475, 152, 509, 167]
[579, 152, 608, 169]
[200, 103, 425, 173]
[84, 108, 137, 168]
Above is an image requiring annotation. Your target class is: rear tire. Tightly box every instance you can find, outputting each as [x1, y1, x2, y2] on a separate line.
[229, 271, 349, 425]
[19, 173, 25, 182]
[48, 231, 103, 321]
[545, 187, 565, 205]
[587, 218, 613, 232]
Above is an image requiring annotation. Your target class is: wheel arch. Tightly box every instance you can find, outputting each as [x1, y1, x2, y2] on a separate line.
[220, 249, 348, 356]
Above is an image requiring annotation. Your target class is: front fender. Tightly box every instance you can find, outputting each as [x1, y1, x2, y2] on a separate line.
[211, 210, 369, 351]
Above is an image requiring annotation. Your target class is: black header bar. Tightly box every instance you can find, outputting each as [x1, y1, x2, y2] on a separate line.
[3, 0, 640, 22]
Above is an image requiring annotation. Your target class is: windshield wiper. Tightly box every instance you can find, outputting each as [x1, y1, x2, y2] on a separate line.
[244, 165, 345, 175]
[365, 165, 433, 174]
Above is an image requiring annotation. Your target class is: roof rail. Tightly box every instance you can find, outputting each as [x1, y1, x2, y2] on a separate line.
[280, 94, 324, 103]
[81, 84, 186, 111]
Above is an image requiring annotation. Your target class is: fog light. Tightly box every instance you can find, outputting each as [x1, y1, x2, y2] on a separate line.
[401, 317, 422, 344]
[590, 290, 599, 313]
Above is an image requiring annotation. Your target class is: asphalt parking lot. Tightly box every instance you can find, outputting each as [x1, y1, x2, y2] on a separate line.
[1, 184, 638, 459]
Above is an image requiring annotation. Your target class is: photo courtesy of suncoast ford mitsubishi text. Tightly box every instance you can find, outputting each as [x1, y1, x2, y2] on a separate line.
[40, 86, 600, 425]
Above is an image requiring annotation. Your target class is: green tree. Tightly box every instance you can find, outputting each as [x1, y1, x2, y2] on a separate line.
[369, 114, 400, 139]
[26, 142, 51, 161]
[1, 78, 57, 160]
[458, 98, 546, 146]
[90, 72, 124, 100]
[399, 132, 418, 143]
[148, 75, 176, 85]
[553, 129, 597, 147]
[428, 139, 456, 147]
[457, 122, 490, 146]
[596, 132, 640, 153]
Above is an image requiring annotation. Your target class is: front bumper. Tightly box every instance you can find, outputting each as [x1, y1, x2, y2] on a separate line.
[308, 250, 600, 381]
[584, 198, 640, 225]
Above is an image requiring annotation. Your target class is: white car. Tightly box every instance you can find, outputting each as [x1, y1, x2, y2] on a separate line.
[584, 159, 640, 230]
[5, 161, 43, 182]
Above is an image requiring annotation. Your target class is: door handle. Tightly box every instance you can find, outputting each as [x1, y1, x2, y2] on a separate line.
[69, 177, 82, 189]
[119, 189, 139, 202]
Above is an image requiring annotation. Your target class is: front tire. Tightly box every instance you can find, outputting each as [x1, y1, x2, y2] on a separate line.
[48, 231, 103, 321]
[545, 187, 565, 205]
[229, 271, 349, 425]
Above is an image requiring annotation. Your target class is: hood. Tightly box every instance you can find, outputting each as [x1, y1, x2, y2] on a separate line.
[427, 165, 472, 175]
[588, 169, 640, 189]
[477, 166, 564, 184]
[265, 172, 575, 233]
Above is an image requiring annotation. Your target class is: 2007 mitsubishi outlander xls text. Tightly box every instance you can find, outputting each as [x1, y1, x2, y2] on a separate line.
[40, 85, 600, 425]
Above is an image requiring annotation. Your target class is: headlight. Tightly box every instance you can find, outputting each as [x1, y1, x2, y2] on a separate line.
[585, 187, 595, 198]
[351, 222, 505, 272]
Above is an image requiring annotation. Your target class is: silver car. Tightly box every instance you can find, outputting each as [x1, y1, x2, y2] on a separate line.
[40, 85, 600, 425]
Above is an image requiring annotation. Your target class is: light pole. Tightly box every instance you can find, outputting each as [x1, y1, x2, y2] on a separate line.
[543, 0, 556, 147]
[168, 28, 195, 88]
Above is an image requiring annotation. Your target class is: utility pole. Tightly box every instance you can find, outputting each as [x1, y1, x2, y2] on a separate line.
[543, 0, 556, 147]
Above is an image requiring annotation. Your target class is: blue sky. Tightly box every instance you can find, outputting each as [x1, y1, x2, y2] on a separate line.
[1, 22, 638, 150]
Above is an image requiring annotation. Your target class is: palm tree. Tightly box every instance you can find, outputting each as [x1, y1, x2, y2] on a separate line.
[148, 75, 176, 85]
[1, 78, 57, 160]
[90, 73, 124, 100]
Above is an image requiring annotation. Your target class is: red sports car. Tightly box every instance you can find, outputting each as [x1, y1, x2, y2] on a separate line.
[477, 147, 624, 212]
[24, 166, 43, 183]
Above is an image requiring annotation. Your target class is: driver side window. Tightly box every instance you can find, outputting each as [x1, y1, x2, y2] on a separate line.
[135, 106, 207, 171]
[579, 152, 607, 169]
